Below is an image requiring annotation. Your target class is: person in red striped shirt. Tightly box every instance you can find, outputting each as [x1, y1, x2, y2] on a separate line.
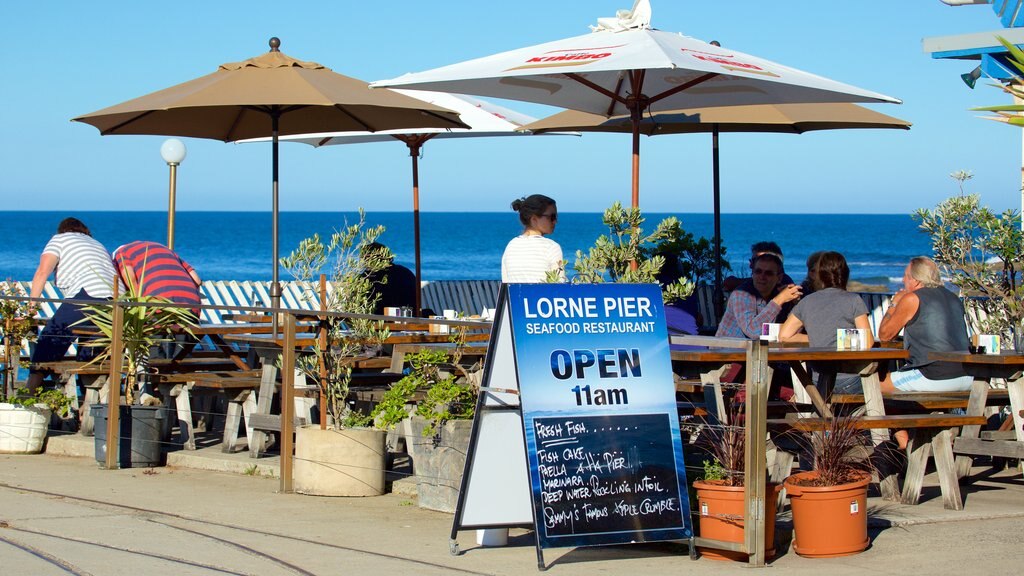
[112, 241, 201, 308]
[113, 241, 202, 362]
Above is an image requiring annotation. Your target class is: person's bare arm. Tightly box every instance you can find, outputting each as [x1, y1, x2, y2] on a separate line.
[30, 253, 58, 300]
[878, 291, 918, 342]
[854, 314, 875, 348]
[778, 313, 805, 342]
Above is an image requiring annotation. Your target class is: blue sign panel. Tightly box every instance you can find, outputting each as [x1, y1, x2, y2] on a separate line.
[508, 283, 692, 548]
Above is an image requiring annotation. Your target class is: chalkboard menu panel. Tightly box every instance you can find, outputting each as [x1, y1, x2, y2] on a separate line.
[532, 413, 687, 547]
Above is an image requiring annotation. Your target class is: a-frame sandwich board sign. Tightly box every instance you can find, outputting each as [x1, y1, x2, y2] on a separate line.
[451, 282, 693, 570]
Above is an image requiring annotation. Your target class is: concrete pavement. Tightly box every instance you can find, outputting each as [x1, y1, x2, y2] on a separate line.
[1, 432, 1022, 575]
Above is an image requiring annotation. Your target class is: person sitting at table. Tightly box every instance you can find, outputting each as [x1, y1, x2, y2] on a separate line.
[779, 251, 874, 394]
[26, 217, 117, 392]
[878, 256, 972, 392]
[716, 253, 801, 339]
[722, 241, 795, 293]
[362, 242, 418, 315]
[655, 252, 701, 350]
[113, 240, 202, 360]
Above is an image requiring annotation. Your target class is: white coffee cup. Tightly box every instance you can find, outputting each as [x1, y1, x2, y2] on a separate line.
[760, 323, 780, 342]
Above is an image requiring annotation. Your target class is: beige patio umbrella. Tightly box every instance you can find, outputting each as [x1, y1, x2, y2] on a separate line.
[73, 37, 467, 323]
[521, 102, 911, 315]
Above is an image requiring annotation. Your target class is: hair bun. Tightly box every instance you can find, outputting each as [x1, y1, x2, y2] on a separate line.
[511, 198, 525, 211]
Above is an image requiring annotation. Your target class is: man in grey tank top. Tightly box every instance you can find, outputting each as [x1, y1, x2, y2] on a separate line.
[878, 256, 972, 449]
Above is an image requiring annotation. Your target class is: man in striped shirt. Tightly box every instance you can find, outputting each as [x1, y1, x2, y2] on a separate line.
[113, 241, 202, 360]
[28, 217, 117, 391]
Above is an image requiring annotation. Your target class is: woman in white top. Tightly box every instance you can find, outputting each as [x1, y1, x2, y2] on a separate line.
[27, 217, 117, 391]
[501, 194, 565, 283]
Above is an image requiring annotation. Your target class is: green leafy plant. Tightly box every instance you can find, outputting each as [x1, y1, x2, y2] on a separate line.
[970, 36, 1024, 126]
[281, 209, 392, 426]
[915, 192, 1024, 338]
[0, 386, 73, 417]
[78, 274, 197, 405]
[1, 281, 38, 393]
[701, 459, 729, 483]
[370, 345, 477, 437]
[560, 202, 723, 303]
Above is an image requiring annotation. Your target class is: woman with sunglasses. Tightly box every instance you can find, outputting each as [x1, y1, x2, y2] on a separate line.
[501, 194, 566, 283]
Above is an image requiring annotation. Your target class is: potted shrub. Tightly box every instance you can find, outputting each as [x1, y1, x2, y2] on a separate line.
[371, 334, 479, 512]
[783, 415, 874, 558]
[78, 274, 197, 468]
[1, 281, 38, 397]
[281, 211, 393, 497]
[0, 387, 71, 454]
[691, 416, 781, 562]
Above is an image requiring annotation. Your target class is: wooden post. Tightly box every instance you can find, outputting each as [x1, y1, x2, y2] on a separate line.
[280, 312, 296, 493]
[104, 296, 124, 470]
[743, 339, 769, 567]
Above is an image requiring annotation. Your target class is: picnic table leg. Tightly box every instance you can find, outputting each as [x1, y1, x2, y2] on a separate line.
[862, 370, 900, 500]
[931, 429, 964, 510]
[250, 362, 279, 458]
[901, 429, 932, 505]
[171, 383, 196, 451]
[1008, 377, 1024, 478]
[956, 379, 990, 478]
[222, 389, 251, 453]
[700, 365, 729, 427]
[79, 375, 107, 436]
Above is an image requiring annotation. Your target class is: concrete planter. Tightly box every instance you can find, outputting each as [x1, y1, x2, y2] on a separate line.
[293, 425, 387, 497]
[0, 403, 50, 454]
[411, 417, 473, 513]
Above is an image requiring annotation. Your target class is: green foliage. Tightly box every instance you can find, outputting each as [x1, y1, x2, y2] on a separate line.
[915, 193, 1024, 337]
[1, 281, 38, 388]
[281, 209, 392, 425]
[970, 36, 1024, 127]
[243, 464, 259, 476]
[564, 202, 726, 303]
[369, 348, 476, 436]
[78, 272, 197, 405]
[0, 387, 73, 417]
[701, 459, 728, 482]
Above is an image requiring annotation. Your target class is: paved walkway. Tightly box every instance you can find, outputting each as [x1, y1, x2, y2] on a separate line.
[1, 433, 1022, 575]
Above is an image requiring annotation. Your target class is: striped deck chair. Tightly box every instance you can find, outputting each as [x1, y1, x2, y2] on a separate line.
[855, 291, 894, 340]
[421, 280, 500, 316]
[12, 281, 73, 357]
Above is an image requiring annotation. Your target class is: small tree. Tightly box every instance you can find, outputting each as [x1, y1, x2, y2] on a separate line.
[280, 210, 391, 426]
[1, 281, 37, 395]
[560, 202, 726, 304]
[915, 192, 1024, 338]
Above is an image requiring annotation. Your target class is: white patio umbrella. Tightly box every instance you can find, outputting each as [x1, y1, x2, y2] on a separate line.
[250, 90, 574, 313]
[372, 3, 900, 208]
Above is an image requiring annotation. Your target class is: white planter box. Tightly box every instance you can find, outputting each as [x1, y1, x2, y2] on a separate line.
[0, 403, 51, 454]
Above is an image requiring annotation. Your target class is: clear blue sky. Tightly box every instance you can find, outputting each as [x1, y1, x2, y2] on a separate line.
[2, 1, 1020, 214]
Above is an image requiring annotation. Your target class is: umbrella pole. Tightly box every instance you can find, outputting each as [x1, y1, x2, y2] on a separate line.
[409, 142, 423, 316]
[712, 125, 723, 320]
[271, 109, 281, 334]
[167, 162, 177, 251]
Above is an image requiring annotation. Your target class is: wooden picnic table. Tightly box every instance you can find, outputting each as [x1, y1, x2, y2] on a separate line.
[928, 351, 1024, 477]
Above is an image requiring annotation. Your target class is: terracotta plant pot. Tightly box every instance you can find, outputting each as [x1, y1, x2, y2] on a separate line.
[784, 470, 871, 558]
[693, 480, 780, 561]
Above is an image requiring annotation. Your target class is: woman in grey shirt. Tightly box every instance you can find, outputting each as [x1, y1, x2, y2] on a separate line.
[779, 251, 874, 394]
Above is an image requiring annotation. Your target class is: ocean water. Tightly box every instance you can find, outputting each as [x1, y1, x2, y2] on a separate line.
[0, 211, 930, 290]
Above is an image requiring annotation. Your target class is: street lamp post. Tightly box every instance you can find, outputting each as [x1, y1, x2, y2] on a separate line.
[160, 139, 187, 250]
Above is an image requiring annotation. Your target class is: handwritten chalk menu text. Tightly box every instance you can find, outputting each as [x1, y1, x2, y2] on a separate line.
[508, 283, 691, 549]
[535, 414, 683, 540]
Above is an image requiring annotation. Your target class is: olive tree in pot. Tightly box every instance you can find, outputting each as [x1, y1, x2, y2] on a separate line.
[783, 415, 874, 558]
[281, 211, 393, 497]
[1, 281, 37, 398]
[79, 275, 197, 468]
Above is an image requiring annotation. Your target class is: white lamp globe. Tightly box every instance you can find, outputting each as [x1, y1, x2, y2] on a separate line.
[160, 138, 187, 165]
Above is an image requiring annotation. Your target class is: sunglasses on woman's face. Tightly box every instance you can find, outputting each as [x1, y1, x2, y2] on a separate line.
[540, 212, 558, 222]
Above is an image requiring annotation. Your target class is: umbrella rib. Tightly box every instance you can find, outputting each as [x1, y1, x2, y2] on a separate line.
[605, 76, 626, 117]
[647, 73, 719, 106]
[331, 104, 375, 132]
[565, 73, 629, 107]
[103, 110, 157, 135]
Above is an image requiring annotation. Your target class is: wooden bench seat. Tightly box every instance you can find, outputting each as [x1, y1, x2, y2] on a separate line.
[768, 413, 986, 510]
